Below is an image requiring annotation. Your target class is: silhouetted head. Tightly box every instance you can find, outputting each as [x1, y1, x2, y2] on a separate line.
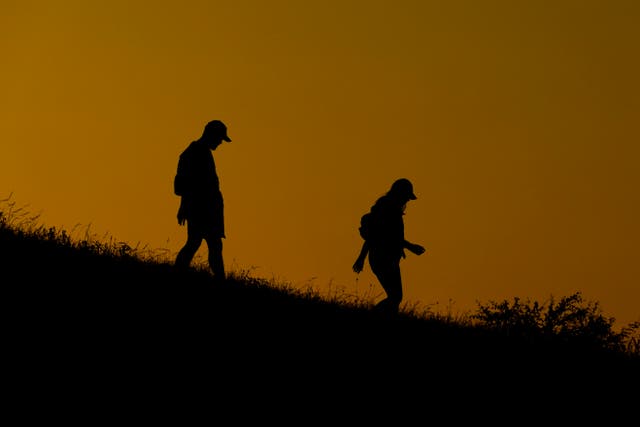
[203, 120, 232, 142]
[389, 178, 417, 201]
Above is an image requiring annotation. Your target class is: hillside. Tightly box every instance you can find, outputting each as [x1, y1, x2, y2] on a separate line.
[2, 216, 638, 417]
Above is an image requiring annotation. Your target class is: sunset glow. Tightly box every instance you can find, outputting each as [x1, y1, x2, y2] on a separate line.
[2, 0, 638, 327]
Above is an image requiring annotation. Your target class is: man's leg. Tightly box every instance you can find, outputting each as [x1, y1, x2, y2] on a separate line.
[206, 236, 225, 282]
[175, 221, 202, 270]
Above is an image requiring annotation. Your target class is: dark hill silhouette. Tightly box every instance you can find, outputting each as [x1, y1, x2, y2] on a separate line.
[1, 212, 638, 418]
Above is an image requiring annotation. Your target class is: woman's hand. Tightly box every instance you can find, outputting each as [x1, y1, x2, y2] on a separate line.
[177, 207, 187, 226]
[353, 257, 365, 273]
[407, 242, 426, 255]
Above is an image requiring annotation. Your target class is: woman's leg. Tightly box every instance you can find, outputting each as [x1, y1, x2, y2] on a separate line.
[370, 254, 403, 314]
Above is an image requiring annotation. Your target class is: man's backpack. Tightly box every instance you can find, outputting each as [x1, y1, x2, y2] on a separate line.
[174, 173, 186, 196]
[174, 155, 189, 196]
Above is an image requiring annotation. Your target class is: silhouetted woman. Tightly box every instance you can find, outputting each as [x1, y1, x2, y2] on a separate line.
[353, 178, 426, 314]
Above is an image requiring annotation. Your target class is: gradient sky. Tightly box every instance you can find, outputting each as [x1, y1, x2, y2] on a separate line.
[2, 0, 638, 328]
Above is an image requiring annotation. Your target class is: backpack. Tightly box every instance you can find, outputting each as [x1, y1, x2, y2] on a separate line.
[173, 154, 188, 196]
[174, 173, 186, 196]
[358, 212, 376, 241]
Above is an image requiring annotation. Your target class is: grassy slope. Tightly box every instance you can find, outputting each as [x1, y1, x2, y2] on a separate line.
[2, 223, 638, 417]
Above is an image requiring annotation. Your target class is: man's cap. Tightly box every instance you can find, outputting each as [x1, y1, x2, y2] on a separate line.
[204, 120, 232, 142]
[390, 178, 417, 200]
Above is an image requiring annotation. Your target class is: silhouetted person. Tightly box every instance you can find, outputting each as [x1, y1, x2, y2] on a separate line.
[353, 178, 426, 314]
[173, 120, 232, 282]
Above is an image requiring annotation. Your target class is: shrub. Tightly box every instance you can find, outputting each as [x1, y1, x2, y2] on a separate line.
[471, 292, 637, 355]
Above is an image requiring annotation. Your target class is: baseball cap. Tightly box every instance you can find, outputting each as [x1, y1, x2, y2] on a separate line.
[391, 178, 417, 200]
[204, 120, 232, 142]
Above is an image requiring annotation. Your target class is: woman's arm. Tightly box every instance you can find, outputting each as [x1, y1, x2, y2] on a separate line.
[403, 240, 426, 255]
[352, 241, 370, 273]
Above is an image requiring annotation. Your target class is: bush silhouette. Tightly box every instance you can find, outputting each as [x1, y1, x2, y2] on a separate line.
[472, 292, 639, 355]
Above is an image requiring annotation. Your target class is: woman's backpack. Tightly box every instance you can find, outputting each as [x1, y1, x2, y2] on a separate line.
[359, 212, 379, 241]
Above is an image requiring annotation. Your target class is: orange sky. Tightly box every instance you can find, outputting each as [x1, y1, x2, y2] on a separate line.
[2, 0, 638, 328]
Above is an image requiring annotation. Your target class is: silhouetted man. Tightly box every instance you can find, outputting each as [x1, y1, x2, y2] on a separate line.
[174, 120, 231, 282]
